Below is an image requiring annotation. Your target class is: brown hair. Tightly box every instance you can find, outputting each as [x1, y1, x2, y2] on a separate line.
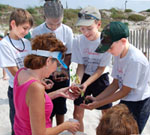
[24, 33, 66, 69]
[9, 8, 33, 30]
[96, 104, 139, 135]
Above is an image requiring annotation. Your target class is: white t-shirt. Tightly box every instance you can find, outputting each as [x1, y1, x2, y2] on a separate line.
[31, 23, 73, 54]
[71, 34, 112, 76]
[0, 36, 31, 88]
[112, 44, 150, 101]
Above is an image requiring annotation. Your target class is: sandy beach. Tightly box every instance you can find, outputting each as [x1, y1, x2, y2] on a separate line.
[0, 63, 150, 135]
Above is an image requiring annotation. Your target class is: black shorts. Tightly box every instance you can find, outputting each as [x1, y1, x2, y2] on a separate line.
[74, 73, 112, 110]
[46, 77, 70, 118]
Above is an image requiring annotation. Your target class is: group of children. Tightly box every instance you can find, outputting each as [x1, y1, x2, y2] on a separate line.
[0, 0, 150, 135]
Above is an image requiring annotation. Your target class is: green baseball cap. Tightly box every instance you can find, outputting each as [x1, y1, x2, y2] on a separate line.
[95, 21, 129, 53]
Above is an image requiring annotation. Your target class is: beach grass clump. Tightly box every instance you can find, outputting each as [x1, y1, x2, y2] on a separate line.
[26, 7, 37, 14]
[125, 9, 133, 13]
[32, 14, 44, 26]
[128, 14, 146, 21]
[0, 4, 8, 11]
[145, 9, 150, 12]
[110, 8, 127, 20]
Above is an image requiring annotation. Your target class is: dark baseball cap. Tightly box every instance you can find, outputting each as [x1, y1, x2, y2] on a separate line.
[95, 21, 129, 53]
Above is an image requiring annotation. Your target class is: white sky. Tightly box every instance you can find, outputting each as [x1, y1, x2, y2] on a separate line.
[0, 0, 150, 12]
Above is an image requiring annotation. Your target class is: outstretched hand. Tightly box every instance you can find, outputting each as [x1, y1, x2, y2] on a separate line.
[80, 96, 99, 110]
[42, 79, 54, 90]
[58, 87, 79, 100]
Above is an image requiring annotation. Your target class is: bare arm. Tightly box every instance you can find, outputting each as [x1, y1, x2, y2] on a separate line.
[64, 54, 71, 67]
[94, 85, 132, 109]
[7, 66, 19, 77]
[82, 66, 105, 90]
[26, 82, 47, 135]
[48, 87, 75, 100]
[81, 80, 132, 110]
[26, 83, 79, 135]
[76, 64, 85, 84]
[95, 79, 119, 100]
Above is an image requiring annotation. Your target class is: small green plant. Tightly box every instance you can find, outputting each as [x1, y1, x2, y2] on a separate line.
[70, 69, 84, 97]
[70, 71, 80, 84]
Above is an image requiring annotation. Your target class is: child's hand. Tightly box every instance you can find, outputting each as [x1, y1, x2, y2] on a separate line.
[80, 96, 98, 110]
[70, 83, 86, 98]
[42, 79, 54, 89]
[81, 83, 88, 96]
[58, 87, 79, 100]
[52, 69, 69, 82]
[70, 83, 81, 94]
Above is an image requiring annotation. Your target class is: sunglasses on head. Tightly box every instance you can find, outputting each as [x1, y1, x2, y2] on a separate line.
[78, 13, 99, 20]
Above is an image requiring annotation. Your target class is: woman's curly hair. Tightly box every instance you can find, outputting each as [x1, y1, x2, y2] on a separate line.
[24, 33, 67, 69]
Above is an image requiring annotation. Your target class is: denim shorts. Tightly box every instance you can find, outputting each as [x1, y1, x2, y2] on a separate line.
[74, 73, 112, 110]
[120, 97, 150, 134]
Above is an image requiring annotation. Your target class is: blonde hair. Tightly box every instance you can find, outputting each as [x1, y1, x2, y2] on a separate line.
[96, 104, 139, 135]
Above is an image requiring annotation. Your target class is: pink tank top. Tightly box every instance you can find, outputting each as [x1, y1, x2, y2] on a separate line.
[13, 68, 53, 135]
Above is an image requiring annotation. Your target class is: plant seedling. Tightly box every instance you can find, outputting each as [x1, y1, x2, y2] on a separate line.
[70, 74, 85, 97]
[84, 98, 93, 104]
[75, 84, 84, 97]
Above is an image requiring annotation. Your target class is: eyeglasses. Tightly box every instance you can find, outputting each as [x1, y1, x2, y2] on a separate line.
[78, 13, 99, 20]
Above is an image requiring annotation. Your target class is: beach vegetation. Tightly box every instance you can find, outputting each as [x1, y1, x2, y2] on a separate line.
[125, 9, 133, 13]
[26, 7, 37, 14]
[145, 9, 150, 12]
[128, 14, 146, 21]
[0, 5, 149, 33]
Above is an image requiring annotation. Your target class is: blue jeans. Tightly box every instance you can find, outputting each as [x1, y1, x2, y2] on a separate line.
[7, 86, 15, 135]
[120, 97, 150, 134]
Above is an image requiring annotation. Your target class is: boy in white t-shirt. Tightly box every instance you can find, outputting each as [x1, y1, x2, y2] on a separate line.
[0, 35, 8, 80]
[0, 9, 33, 135]
[71, 6, 112, 132]
[31, 0, 73, 125]
[81, 21, 150, 134]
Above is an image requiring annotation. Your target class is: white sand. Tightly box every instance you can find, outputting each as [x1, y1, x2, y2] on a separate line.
[0, 64, 150, 135]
